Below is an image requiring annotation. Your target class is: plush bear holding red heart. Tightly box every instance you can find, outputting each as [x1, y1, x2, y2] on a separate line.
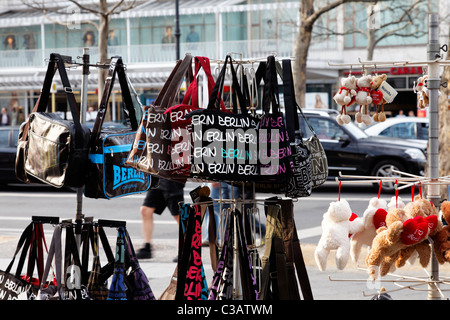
[366, 205, 438, 281]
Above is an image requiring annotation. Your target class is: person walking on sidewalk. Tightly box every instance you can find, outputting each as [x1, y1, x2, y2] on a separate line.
[136, 178, 185, 259]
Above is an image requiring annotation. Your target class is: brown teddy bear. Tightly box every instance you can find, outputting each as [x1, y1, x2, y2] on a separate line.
[369, 74, 388, 122]
[394, 198, 442, 270]
[366, 207, 438, 281]
[431, 201, 450, 263]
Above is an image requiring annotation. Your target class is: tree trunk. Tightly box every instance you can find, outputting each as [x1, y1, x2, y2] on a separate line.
[438, 27, 450, 199]
[293, 0, 314, 108]
[98, 0, 109, 119]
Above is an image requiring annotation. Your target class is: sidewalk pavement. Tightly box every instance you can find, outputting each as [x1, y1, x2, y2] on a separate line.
[1, 236, 449, 300]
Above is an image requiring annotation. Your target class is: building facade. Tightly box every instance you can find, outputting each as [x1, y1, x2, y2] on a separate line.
[0, 0, 447, 125]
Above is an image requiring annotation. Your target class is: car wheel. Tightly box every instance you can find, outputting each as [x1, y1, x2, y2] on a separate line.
[371, 160, 405, 192]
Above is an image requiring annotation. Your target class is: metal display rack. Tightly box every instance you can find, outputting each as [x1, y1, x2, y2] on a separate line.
[327, 13, 449, 300]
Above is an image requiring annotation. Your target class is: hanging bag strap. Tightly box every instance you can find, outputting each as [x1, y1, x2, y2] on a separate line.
[89, 56, 139, 151]
[159, 54, 193, 110]
[40, 225, 62, 296]
[235, 208, 259, 300]
[262, 55, 281, 115]
[282, 59, 303, 142]
[207, 55, 247, 114]
[260, 202, 289, 300]
[6, 222, 34, 276]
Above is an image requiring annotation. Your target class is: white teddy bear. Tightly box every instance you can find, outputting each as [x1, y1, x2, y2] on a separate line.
[315, 199, 364, 271]
[350, 197, 388, 264]
[355, 75, 373, 125]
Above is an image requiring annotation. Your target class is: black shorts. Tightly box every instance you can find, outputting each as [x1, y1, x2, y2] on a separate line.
[142, 179, 185, 216]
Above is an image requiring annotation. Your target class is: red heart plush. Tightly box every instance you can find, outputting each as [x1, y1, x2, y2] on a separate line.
[424, 215, 438, 234]
[371, 90, 383, 105]
[401, 216, 429, 245]
[348, 213, 358, 238]
[373, 208, 388, 229]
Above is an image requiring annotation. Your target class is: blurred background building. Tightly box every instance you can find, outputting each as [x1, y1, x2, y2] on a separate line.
[0, 0, 447, 124]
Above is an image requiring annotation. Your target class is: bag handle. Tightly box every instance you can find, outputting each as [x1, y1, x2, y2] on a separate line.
[262, 55, 281, 115]
[281, 59, 304, 142]
[19, 53, 84, 149]
[207, 55, 247, 114]
[159, 54, 193, 110]
[5, 222, 34, 275]
[89, 56, 139, 150]
[40, 225, 62, 294]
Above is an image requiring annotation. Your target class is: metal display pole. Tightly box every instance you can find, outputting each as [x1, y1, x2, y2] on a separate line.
[426, 13, 441, 300]
[75, 48, 90, 245]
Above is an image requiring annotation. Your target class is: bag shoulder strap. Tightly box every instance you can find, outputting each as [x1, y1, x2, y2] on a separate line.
[159, 54, 193, 110]
[90, 56, 138, 150]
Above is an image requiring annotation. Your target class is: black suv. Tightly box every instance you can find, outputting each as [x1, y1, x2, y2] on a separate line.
[298, 109, 427, 191]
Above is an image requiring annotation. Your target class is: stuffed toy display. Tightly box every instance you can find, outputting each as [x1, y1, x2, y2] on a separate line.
[366, 204, 438, 281]
[369, 74, 388, 122]
[334, 73, 399, 126]
[350, 197, 388, 264]
[333, 76, 357, 125]
[315, 199, 364, 271]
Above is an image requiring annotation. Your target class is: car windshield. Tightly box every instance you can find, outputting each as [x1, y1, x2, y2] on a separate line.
[299, 115, 368, 140]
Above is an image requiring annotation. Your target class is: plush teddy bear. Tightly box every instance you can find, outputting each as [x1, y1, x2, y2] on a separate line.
[334, 76, 357, 125]
[354, 75, 373, 125]
[350, 197, 388, 264]
[433, 201, 450, 262]
[415, 75, 429, 108]
[369, 74, 388, 122]
[394, 198, 441, 271]
[315, 199, 364, 271]
[387, 196, 406, 210]
[366, 207, 438, 281]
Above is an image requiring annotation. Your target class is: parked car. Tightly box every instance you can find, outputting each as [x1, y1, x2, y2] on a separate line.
[298, 109, 427, 191]
[0, 126, 20, 185]
[364, 116, 428, 148]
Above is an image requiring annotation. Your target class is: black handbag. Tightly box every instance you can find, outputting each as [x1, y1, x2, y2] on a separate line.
[84, 56, 155, 199]
[187, 55, 260, 182]
[257, 56, 294, 184]
[282, 59, 313, 198]
[0, 222, 46, 300]
[15, 53, 91, 188]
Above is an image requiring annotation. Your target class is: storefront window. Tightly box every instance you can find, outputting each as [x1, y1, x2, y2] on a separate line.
[1, 26, 41, 51]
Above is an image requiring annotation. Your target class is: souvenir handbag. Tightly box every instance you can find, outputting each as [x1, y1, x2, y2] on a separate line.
[84, 56, 154, 199]
[278, 198, 313, 300]
[281, 59, 313, 198]
[0, 222, 46, 300]
[187, 55, 260, 182]
[299, 106, 329, 187]
[234, 209, 259, 300]
[208, 208, 235, 300]
[125, 54, 193, 180]
[257, 56, 294, 185]
[62, 222, 92, 300]
[259, 201, 290, 300]
[175, 204, 208, 300]
[86, 225, 112, 300]
[163, 56, 221, 181]
[15, 53, 91, 188]
[124, 229, 156, 300]
[107, 227, 130, 300]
